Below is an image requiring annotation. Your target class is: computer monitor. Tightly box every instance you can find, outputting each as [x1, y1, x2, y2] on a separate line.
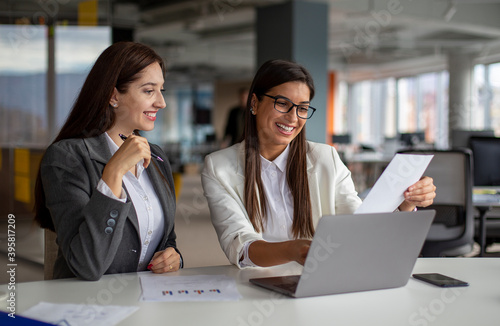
[399, 132, 425, 147]
[451, 129, 495, 149]
[332, 134, 351, 144]
[468, 136, 500, 186]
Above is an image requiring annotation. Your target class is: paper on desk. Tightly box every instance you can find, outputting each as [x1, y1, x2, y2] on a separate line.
[354, 154, 433, 214]
[140, 274, 241, 302]
[21, 302, 139, 326]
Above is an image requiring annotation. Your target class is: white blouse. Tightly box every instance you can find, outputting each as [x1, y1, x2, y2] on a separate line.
[240, 145, 294, 266]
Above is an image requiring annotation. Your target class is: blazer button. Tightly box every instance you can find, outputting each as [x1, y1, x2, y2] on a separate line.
[105, 227, 113, 234]
[107, 219, 116, 227]
[110, 210, 119, 218]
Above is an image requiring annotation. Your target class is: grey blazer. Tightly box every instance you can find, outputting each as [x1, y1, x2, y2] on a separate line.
[40, 133, 180, 280]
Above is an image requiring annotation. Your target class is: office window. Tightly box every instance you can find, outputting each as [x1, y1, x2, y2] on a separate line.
[488, 63, 500, 135]
[419, 72, 448, 148]
[0, 25, 110, 147]
[436, 71, 449, 149]
[0, 25, 47, 147]
[397, 77, 419, 133]
[347, 78, 395, 147]
[472, 62, 500, 135]
[343, 71, 448, 149]
[384, 78, 397, 139]
[334, 80, 348, 134]
[55, 26, 111, 131]
[473, 64, 488, 130]
[397, 72, 448, 148]
[349, 81, 372, 145]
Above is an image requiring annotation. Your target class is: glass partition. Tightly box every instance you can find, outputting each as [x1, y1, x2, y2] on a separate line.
[0, 25, 47, 148]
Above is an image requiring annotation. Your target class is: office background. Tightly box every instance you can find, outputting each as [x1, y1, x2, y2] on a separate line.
[1, 0, 500, 284]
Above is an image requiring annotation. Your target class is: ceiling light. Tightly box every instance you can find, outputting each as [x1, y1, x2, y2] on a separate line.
[443, 2, 457, 22]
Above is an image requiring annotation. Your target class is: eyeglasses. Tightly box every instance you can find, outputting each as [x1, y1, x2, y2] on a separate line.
[263, 94, 316, 119]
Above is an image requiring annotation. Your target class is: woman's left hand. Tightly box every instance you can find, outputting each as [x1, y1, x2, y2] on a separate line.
[399, 176, 436, 211]
[148, 247, 181, 273]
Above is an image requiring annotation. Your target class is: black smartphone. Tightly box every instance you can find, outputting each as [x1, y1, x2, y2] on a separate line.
[412, 273, 469, 287]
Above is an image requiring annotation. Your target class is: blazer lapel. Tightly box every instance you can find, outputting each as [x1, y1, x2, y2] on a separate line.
[84, 134, 111, 163]
[306, 149, 322, 228]
[146, 160, 174, 237]
[235, 142, 246, 202]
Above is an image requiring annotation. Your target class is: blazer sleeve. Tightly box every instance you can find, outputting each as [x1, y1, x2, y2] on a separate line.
[41, 142, 135, 281]
[201, 153, 263, 267]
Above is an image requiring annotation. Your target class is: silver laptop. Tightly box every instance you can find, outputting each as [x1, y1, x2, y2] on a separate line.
[250, 210, 435, 298]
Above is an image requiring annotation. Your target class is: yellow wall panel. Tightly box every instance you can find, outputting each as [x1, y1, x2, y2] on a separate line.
[78, 0, 98, 26]
[14, 175, 31, 203]
[14, 148, 30, 175]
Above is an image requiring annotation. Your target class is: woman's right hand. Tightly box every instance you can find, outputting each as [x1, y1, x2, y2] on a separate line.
[248, 239, 312, 267]
[102, 134, 152, 197]
[286, 239, 312, 265]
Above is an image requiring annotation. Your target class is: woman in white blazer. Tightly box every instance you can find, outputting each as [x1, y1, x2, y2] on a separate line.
[202, 59, 436, 268]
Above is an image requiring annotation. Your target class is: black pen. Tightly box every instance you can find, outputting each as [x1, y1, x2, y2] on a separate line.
[118, 133, 164, 162]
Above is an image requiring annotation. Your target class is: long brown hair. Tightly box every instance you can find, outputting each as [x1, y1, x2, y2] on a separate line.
[34, 42, 165, 230]
[244, 59, 315, 239]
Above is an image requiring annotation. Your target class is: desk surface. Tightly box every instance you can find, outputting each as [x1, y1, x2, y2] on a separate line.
[473, 187, 500, 206]
[1, 258, 499, 326]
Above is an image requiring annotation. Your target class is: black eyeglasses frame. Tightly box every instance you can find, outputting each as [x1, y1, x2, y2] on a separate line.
[262, 94, 316, 120]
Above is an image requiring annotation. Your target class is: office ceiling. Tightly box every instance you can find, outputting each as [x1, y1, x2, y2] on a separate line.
[3, 0, 500, 81]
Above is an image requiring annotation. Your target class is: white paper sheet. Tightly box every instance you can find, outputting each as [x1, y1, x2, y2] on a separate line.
[21, 302, 139, 326]
[354, 154, 433, 214]
[140, 274, 241, 302]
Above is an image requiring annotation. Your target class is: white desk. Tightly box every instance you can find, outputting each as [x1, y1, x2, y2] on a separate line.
[1, 258, 500, 326]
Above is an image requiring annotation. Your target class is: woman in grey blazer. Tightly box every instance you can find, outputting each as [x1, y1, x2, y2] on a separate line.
[34, 42, 182, 280]
[202, 59, 436, 269]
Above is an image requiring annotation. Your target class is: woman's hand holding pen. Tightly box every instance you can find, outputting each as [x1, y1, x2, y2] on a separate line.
[102, 134, 152, 198]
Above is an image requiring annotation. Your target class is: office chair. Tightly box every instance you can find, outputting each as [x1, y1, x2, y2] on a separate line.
[450, 129, 494, 149]
[468, 136, 500, 246]
[468, 136, 500, 186]
[398, 148, 474, 257]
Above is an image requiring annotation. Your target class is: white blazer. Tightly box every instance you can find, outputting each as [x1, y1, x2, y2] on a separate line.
[201, 141, 362, 266]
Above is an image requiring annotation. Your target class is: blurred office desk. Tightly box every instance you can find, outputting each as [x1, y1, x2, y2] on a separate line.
[1, 258, 500, 326]
[473, 187, 500, 256]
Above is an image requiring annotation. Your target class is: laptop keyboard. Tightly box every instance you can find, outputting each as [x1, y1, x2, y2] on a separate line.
[273, 275, 300, 293]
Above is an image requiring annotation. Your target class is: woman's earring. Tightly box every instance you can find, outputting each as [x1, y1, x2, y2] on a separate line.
[112, 103, 118, 108]
[250, 107, 256, 115]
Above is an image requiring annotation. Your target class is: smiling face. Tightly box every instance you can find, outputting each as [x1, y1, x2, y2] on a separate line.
[252, 81, 310, 161]
[109, 62, 166, 135]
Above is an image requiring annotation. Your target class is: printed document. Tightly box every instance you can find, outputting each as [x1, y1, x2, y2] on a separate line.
[355, 154, 433, 214]
[140, 274, 241, 302]
[21, 302, 139, 326]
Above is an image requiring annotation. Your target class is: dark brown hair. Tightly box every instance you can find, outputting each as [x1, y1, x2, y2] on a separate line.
[34, 42, 165, 230]
[244, 59, 315, 239]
